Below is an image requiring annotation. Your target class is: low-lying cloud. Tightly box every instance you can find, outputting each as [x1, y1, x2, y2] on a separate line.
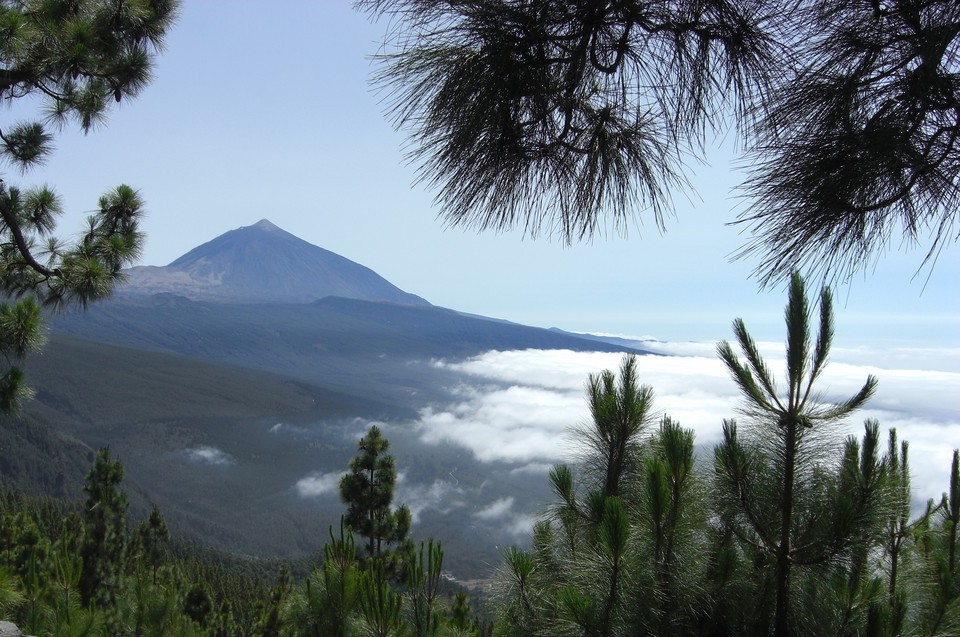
[473, 496, 514, 521]
[185, 446, 235, 467]
[296, 471, 344, 498]
[417, 383, 584, 463]
[420, 344, 960, 506]
[395, 478, 466, 522]
[471, 496, 537, 536]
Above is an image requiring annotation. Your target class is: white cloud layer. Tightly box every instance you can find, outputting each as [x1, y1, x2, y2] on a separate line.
[420, 345, 960, 506]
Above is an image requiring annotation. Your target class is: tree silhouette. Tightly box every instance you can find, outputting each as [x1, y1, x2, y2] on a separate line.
[357, 0, 775, 242]
[136, 505, 170, 586]
[358, 0, 959, 283]
[739, 0, 960, 284]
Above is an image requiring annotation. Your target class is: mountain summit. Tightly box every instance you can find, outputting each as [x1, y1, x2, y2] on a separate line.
[119, 219, 428, 305]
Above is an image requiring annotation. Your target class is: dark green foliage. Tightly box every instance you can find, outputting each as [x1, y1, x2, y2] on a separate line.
[947, 451, 959, 575]
[550, 355, 655, 527]
[0, 0, 177, 132]
[0, 0, 178, 410]
[875, 427, 938, 637]
[584, 355, 654, 502]
[280, 521, 480, 636]
[340, 425, 412, 561]
[448, 591, 475, 637]
[282, 521, 361, 636]
[137, 505, 170, 585]
[0, 486, 83, 536]
[0, 298, 43, 410]
[78, 447, 127, 609]
[908, 449, 960, 635]
[715, 274, 883, 636]
[254, 567, 290, 637]
[406, 539, 445, 636]
[0, 455, 284, 636]
[182, 582, 213, 627]
[0, 410, 90, 500]
[358, 558, 405, 636]
[172, 545, 280, 635]
[208, 598, 242, 637]
[496, 355, 710, 637]
[496, 545, 537, 637]
[642, 417, 703, 630]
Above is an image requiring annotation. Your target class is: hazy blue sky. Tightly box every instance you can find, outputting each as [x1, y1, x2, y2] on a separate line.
[8, 3, 959, 349]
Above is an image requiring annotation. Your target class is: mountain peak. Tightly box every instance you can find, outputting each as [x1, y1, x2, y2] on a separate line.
[248, 219, 282, 232]
[119, 220, 429, 306]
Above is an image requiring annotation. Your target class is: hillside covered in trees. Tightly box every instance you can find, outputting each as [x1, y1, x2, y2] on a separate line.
[1, 275, 958, 636]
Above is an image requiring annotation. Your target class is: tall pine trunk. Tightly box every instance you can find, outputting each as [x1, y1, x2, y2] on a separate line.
[775, 417, 798, 637]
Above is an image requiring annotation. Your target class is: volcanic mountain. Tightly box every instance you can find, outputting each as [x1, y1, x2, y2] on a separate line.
[28, 219, 649, 577]
[54, 219, 640, 407]
[118, 219, 428, 305]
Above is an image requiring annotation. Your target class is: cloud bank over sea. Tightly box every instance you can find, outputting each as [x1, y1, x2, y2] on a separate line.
[290, 339, 957, 542]
[417, 342, 960, 507]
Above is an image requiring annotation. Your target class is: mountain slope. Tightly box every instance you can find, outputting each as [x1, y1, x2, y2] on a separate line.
[120, 219, 428, 305]
[50, 294, 644, 409]
[13, 334, 560, 574]
[15, 334, 409, 557]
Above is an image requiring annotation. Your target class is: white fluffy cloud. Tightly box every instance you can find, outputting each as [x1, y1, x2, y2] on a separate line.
[471, 496, 538, 536]
[418, 345, 960, 505]
[416, 383, 584, 463]
[395, 479, 466, 522]
[185, 446, 235, 466]
[473, 496, 514, 520]
[295, 471, 344, 498]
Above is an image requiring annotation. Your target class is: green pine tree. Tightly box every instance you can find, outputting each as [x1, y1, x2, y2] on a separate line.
[281, 520, 361, 637]
[339, 425, 412, 561]
[714, 272, 883, 637]
[0, 0, 178, 410]
[910, 450, 960, 636]
[496, 355, 710, 637]
[136, 505, 170, 586]
[78, 447, 128, 611]
[405, 539, 444, 637]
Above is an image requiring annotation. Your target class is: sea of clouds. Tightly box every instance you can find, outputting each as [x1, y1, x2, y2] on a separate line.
[414, 339, 960, 514]
[291, 338, 958, 540]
